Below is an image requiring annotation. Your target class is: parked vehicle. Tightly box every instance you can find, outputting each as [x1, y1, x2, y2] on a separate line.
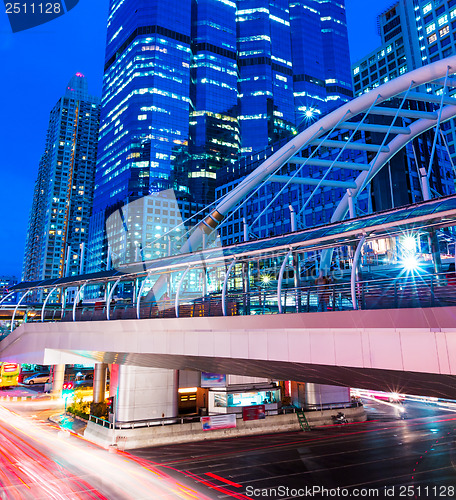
[19, 364, 49, 383]
[23, 372, 50, 385]
[0, 363, 20, 388]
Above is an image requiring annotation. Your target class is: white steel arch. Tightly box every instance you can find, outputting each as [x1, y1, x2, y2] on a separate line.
[189, 56, 456, 247]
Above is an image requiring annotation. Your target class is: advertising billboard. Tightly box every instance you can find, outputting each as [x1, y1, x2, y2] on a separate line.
[201, 414, 236, 431]
[242, 405, 266, 421]
[201, 372, 226, 388]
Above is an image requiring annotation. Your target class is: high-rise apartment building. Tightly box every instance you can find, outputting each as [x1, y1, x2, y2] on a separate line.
[352, 0, 456, 148]
[87, 0, 352, 270]
[353, 0, 456, 99]
[351, 0, 456, 211]
[22, 74, 100, 282]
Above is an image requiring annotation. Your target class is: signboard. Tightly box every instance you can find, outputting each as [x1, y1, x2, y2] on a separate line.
[201, 414, 236, 431]
[201, 372, 226, 388]
[242, 405, 266, 421]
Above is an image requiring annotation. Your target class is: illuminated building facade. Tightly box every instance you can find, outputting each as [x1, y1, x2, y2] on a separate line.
[22, 74, 100, 281]
[237, 0, 352, 155]
[352, 1, 456, 156]
[186, 0, 239, 204]
[351, 0, 456, 211]
[290, 0, 352, 133]
[0, 276, 18, 304]
[88, 0, 352, 269]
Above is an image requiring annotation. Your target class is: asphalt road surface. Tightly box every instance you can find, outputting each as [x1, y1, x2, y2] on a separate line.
[129, 399, 456, 499]
[2, 393, 456, 499]
[0, 402, 212, 499]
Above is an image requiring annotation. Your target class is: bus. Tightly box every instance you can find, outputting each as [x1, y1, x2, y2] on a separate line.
[0, 363, 20, 389]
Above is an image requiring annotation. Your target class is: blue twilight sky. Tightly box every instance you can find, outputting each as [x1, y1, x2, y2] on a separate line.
[0, 0, 393, 277]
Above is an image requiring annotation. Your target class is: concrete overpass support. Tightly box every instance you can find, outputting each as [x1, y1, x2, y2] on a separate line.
[290, 382, 349, 408]
[110, 365, 178, 422]
[304, 384, 350, 409]
[51, 364, 65, 397]
[93, 363, 108, 404]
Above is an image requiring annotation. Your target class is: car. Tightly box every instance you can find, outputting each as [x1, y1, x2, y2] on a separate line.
[23, 372, 50, 385]
[74, 371, 93, 381]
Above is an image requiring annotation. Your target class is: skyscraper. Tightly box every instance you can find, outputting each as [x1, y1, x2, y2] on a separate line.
[186, 0, 239, 204]
[88, 0, 194, 271]
[351, 1, 456, 211]
[88, 0, 352, 270]
[236, 0, 296, 154]
[290, 0, 352, 130]
[22, 74, 100, 282]
[352, 1, 456, 156]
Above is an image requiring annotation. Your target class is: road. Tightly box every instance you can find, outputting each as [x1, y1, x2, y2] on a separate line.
[0, 402, 212, 499]
[1, 393, 456, 499]
[129, 399, 456, 499]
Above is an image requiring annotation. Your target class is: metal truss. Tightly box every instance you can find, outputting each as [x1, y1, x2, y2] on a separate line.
[187, 56, 456, 252]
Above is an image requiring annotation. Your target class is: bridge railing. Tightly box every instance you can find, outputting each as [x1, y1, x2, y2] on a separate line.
[7, 271, 456, 329]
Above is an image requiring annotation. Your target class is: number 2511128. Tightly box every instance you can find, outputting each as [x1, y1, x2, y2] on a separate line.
[5, 3, 62, 14]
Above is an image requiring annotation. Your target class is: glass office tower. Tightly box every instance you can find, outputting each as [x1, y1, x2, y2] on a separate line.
[290, 0, 352, 129]
[318, 0, 352, 109]
[237, 0, 296, 154]
[23, 74, 100, 282]
[89, 0, 193, 270]
[88, 0, 352, 269]
[187, 0, 239, 204]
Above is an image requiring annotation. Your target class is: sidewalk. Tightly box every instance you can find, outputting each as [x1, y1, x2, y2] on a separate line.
[49, 412, 88, 435]
[84, 405, 367, 450]
[0, 386, 46, 401]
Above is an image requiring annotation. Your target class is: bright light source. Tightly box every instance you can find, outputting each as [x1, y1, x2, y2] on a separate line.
[402, 255, 420, 271]
[305, 109, 314, 118]
[402, 236, 416, 252]
[178, 387, 198, 394]
[260, 274, 272, 284]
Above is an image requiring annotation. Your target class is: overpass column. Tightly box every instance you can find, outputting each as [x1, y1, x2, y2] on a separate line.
[51, 364, 65, 397]
[93, 363, 108, 404]
[109, 365, 178, 423]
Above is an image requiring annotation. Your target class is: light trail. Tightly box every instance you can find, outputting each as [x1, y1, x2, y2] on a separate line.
[0, 405, 214, 499]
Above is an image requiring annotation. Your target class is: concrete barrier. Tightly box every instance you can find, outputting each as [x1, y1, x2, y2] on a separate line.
[84, 406, 366, 450]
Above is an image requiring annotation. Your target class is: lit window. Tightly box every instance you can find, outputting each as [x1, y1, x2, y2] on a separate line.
[353, 67, 359, 75]
[423, 3, 432, 14]
[426, 23, 435, 34]
[439, 25, 450, 37]
[138, 114, 147, 121]
[438, 14, 448, 26]
[428, 33, 437, 44]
